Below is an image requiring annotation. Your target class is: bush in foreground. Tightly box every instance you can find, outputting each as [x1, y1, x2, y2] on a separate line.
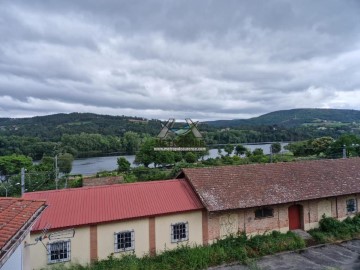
[309, 214, 360, 243]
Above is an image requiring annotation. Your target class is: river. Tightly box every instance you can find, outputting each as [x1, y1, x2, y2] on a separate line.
[70, 143, 288, 176]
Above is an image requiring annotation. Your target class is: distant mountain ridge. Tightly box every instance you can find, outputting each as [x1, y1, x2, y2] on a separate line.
[205, 108, 360, 128]
[0, 112, 162, 140]
[1, 109, 359, 140]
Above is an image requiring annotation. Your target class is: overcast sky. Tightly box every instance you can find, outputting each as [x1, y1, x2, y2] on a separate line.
[1, 0, 360, 120]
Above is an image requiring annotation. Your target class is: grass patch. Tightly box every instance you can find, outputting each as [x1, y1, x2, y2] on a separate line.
[47, 231, 305, 270]
[308, 214, 360, 243]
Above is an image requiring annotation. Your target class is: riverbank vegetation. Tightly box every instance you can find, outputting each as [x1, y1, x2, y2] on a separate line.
[47, 231, 305, 270]
[2, 133, 360, 197]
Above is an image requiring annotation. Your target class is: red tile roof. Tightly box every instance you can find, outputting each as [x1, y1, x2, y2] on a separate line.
[23, 179, 203, 232]
[0, 198, 46, 265]
[181, 158, 360, 211]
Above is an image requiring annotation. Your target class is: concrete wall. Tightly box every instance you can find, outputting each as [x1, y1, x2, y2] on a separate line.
[28, 210, 203, 269]
[28, 226, 90, 270]
[97, 218, 149, 259]
[206, 194, 360, 242]
[155, 211, 203, 253]
[2, 243, 22, 270]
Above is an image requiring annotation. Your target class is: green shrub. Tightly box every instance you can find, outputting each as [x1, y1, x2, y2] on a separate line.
[52, 230, 305, 270]
[309, 214, 360, 242]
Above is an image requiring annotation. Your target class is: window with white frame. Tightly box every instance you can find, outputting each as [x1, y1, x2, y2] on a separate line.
[114, 230, 135, 252]
[171, 222, 189, 243]
[346, 198, 357, 214]
[47, 240, 71, 264]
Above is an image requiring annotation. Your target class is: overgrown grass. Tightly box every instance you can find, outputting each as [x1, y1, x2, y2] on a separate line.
[47, 231, 305, 270]
[309, 214, 360, 243]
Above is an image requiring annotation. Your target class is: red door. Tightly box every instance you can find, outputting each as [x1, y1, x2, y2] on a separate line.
[288, 205, 301, 230]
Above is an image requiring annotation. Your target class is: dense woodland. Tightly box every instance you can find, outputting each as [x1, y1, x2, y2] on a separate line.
[1, 109, 360, 160]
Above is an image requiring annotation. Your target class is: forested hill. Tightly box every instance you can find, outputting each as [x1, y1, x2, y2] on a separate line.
[1, 110, 360, 160]
[0, 113, 162, 141]
[206, 108, 360, 128]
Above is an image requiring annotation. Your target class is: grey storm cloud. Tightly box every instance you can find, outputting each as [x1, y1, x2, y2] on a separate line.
[0, 0, 360, 120]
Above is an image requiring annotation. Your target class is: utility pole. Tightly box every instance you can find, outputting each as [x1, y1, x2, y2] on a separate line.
[270, 145, 273, 163]
[55, 155, 59, 189]
[343, 145, 347, 159]
[21, 168, 25, 196]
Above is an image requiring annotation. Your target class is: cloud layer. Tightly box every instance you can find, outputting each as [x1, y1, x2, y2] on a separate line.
[1, 0, 360, 120]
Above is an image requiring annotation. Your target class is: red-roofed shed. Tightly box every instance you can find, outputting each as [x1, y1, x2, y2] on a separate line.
[22, 179, 205, 269]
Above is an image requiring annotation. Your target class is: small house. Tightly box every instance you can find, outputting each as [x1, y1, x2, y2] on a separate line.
[0, 198, 46, 270]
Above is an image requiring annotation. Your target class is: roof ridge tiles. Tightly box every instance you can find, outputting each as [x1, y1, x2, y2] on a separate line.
[0, 197, 46, 203]
[24, 178, 184, 195]
[182, 157, 360, 171]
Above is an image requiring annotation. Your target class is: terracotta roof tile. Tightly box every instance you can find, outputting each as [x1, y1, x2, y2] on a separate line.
[0, 198, 46, 250]
[182, 158, 360, 211]
[23, 179, 203, 232]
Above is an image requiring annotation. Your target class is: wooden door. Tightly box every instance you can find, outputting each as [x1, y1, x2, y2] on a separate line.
[288, 205, 301, 230]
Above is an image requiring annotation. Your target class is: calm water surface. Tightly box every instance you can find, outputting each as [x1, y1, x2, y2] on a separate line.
[71, 143, 288, 176]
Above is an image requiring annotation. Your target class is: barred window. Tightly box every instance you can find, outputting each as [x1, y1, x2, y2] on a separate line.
[171, 222, 188, 243]
[47, 240, 71, 264]
[346, 199, 357, 214]
[255, 207, 274, 219]
[114, 230, 134, 252]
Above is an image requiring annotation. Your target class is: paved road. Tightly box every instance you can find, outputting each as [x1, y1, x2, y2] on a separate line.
[212, 240, 360, 270]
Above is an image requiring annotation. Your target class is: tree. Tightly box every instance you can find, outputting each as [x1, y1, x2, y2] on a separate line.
[135, 138, 157, 167]
[0, 155, 32, 176]
[326, 134, 360, 158]
[270, 142, 281, 154]
[252, 148, 264, 156]
[235, 144, 247, 156]
[57, 153, 74, 175]
[184, 152, 197, 163]
[122, 131, 141, 154]
[285, 140, 313, 156]
[311, 137, 334, 155]
[154, 151, 175, 167]
[117, 157, 131, 173]
[224, 144, 234, 156]
[250, 148, 268, 163]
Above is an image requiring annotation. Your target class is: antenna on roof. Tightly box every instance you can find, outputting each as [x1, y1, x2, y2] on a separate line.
[25, 224, 75, 249]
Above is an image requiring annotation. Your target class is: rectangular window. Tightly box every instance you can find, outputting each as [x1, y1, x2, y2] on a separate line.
[171, 222, 189, 243]
[114, 230, 134, 252]
[346, 198, 357, 214]
[255, 207, 274, 219]
[47, 240, 71, 264]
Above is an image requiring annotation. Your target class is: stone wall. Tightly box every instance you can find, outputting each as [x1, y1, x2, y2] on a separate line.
[82, 176, 124, 186]
[206, 194, 360, 243]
